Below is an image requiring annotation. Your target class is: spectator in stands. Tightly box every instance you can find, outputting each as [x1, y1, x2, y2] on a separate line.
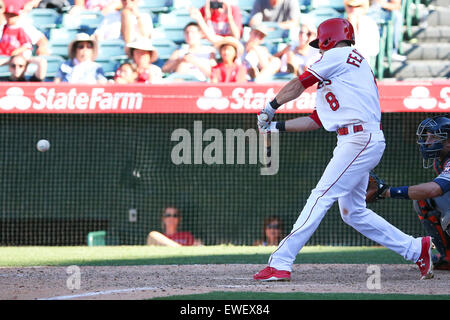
[249, 0, 301, 30]
[126, 38, 163, 83]
[147, 206, 202, 246]
[189, 0, 243, 43]
[94, 0, 153, 44]
[243, 24, 281, 82]
[344, 0, 380, 66]
[369, 0, 406, 61]
[113, 61, 137, 83]
[71, 0, 121, 15]
[5, 54, 47, 81]
[19, 0, 50, 56]
[162, 22, 217, 82]
[0, 0, 33, 58]
[211, 36, 247, 83]
[54, 33, 107, 84]
[38, 0, 71, 12]
[275, 21, 321, 76]
[253, 216, 284, 246]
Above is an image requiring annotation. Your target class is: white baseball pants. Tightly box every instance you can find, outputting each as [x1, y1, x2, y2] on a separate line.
[268, 128, 422, 271]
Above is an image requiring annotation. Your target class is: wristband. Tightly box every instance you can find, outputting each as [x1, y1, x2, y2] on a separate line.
[275, 121, 286, 131]
[389, 186, 409, 199]
[270, 98, 281, 109]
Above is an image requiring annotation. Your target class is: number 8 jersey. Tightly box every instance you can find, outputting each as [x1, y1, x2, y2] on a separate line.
[307, 46, 381, 132]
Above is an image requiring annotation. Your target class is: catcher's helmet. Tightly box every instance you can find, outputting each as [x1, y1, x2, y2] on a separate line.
[416, 115, 450, 168]
[309, 18, 355, 51]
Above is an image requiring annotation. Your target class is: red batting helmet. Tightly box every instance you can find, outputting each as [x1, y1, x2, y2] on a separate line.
[309, 18, 355, 51]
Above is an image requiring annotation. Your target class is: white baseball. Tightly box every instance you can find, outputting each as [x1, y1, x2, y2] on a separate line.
[259, 113, 268, 121]
[37, 139, 50, 152]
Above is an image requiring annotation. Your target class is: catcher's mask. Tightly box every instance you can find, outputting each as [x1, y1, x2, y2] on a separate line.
[416, 116, 450, 168]
[309, 18, 355, 51]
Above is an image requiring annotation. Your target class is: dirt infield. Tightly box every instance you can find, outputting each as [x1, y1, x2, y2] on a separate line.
[1, 264, 449, 300]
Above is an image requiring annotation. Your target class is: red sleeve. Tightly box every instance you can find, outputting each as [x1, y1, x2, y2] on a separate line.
[309, 110, 322, 127]
[231, 5, 243, 35]
[298, 71, 319, 89]
[18, 28, 32, 47]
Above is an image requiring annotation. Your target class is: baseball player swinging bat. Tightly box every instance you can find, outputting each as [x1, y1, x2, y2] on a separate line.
[253, 17, 434, 282]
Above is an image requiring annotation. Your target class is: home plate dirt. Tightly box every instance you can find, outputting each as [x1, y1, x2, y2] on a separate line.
[0, 264, 449, 300]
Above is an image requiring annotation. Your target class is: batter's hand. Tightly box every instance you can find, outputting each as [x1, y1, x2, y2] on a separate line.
[257, 102, 276, 129]
[258, 121, 278, 134]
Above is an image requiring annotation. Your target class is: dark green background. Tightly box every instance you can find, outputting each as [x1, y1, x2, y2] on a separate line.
[0, 112, 444, 246]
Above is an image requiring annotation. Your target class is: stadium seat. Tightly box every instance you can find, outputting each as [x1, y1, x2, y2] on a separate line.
[302, 7, 342, 27]
[238, 0, 256, 12]
[241, 10, 251, 26]
[163, 72, 205, 82]
[310, 0, 345, 13]
[155, 26, 186, 44]
[97, 39, 127, 60]
[152, 38, 178, 60]
[260, 22, 288, 43]
[48, 40, 70, 58]
[271, 72, 296, 82]
[43, 55, 65, 80]
[49, 27, 79, 41]
[0, 62, 9, 79]
[172, 0, 205, 9]
[96, 59, 121, 78]
[61, 10, 104, 30]
[28, 8, 61, 32]
[159, 8, 195, 27]
[298, 0, 312, 13]
[139, 0, 172, 13]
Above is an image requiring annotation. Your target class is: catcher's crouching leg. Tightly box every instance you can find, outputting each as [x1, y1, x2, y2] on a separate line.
[414, 200, 450, 270]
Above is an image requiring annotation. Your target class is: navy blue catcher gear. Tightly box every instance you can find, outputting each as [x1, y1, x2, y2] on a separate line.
[416, 116, 450, 168]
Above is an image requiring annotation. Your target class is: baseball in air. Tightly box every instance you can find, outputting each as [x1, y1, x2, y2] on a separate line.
[36, 139, 50, 152]
[260, 113, 268, 121]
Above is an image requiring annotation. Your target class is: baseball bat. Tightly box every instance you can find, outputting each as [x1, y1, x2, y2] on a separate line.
[260, 113, 271, 168]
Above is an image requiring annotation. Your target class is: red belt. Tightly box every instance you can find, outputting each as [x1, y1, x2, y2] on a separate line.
[337, 123, 382, 136]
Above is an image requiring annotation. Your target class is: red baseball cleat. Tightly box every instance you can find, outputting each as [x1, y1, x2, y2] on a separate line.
[416, 236, 434, 280]
[253, 266, 291, 281]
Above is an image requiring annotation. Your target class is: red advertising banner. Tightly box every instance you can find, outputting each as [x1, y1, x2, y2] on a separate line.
[0, 80, 448, 113]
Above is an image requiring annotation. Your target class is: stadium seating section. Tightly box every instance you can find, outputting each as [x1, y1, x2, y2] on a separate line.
[3, 0, 430, 81]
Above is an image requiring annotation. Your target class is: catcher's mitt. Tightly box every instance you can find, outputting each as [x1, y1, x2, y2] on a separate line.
[366, 171, 389, 203]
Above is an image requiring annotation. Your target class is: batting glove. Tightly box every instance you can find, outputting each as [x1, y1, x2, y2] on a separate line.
[257, 102, 277, 128]
[258, 122, 279, 134]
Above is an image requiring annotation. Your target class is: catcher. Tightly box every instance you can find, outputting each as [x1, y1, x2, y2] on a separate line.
[367, 115, 450, 270]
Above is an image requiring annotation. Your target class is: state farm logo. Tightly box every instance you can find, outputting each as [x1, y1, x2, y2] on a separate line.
[403, 86, 449, 110]
[0, 87, 142, 111]
[196, 87, 316, 111]
[0, 87, 32, 110]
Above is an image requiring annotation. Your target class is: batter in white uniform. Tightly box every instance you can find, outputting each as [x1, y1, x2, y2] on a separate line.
[254, 18, 434, 281]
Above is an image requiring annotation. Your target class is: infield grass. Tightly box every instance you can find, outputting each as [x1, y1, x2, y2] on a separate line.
[0, 245, 409, 267]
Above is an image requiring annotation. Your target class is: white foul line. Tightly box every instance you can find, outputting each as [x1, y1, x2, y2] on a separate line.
[39, 287, 158, 300]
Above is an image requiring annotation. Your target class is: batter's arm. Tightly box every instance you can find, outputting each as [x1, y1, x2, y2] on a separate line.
[274, 77, 306, 105]
[285, 116, 321, 132]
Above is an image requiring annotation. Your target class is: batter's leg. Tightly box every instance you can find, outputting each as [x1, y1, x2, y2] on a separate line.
[338, 175, 422, 262]
[268, 133, 384, 271]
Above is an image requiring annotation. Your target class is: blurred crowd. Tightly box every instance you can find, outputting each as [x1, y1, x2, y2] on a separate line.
[0, 0, 404, 83]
